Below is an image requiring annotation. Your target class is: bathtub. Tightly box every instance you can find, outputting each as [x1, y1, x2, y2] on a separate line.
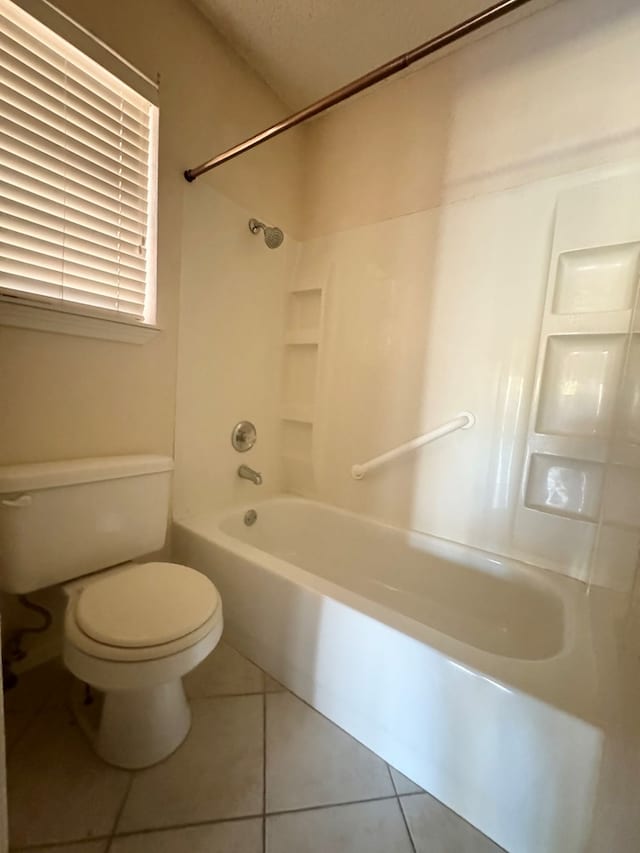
[173, 496, 606, 853]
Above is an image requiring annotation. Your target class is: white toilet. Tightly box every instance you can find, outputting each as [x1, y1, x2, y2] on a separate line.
[0, 455, 223, 769]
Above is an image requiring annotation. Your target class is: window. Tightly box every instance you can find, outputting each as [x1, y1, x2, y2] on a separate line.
[0, 0, 159, 341]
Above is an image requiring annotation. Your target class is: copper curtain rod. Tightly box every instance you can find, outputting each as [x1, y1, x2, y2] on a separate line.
[184, 0, 535, 182]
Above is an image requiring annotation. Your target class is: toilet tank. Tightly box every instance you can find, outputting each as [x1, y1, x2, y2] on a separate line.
[0, 455, 174, 594]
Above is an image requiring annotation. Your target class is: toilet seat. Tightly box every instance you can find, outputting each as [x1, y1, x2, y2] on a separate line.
[65, 562, 222, 663]
[75, 562, 219, 648]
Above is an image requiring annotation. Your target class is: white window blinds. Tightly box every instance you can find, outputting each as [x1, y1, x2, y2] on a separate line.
[0, 0, 159, 325]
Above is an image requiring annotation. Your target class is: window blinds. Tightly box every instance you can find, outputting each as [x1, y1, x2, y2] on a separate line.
[0, 0, 158, 324]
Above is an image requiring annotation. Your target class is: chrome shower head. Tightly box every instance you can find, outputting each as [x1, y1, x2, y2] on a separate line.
[249, 218, 284, 249]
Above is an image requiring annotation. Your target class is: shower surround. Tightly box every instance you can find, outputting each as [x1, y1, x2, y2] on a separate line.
[291, 164, 640, 593]
[282, 0, 640, 596]
[175, 0, 640, 590]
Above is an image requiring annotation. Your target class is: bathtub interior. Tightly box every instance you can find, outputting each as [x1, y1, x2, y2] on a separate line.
[219, 497, 568, 660]
[179, 496, 617, 727]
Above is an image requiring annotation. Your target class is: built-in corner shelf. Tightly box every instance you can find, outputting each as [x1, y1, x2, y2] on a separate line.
[281, 405, 314, 424]
[280, 274, 327, 495]
[288, 283, 323, 294]
[285, 330, 320, 346]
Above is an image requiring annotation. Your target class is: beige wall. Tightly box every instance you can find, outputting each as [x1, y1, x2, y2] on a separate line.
[302, 0, 640, 239]
[0, 0, 303, 661]
[0, 0, 303, 465]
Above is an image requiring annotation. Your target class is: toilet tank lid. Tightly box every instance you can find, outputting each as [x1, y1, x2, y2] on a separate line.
[0, 455, 174, 493]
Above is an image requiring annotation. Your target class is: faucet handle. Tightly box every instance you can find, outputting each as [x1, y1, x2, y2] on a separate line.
[232, 421, 257, 452]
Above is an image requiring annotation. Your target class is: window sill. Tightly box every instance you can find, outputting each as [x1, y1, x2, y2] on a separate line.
[0, 297, 161, 345]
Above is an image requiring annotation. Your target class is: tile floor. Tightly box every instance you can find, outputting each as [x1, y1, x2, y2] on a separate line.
[4, 641, 503, 852]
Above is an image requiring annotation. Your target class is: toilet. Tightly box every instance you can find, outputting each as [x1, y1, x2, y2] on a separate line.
[0, 455, 222, 769]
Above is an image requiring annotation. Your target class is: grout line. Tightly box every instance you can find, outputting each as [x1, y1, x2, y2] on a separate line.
[10, 794, 429, 853]
[396, 793, 418, 853]
[111, 813, 265, 840]
[386, 762, 399, 795]
[387, 758, 418, 850]
[189, 688, 267, 701]
[12, 836, 112, 851]
[393, 790, 425, 799]
[106, 772, 135, 850]
[104, 794, 403, 844]
[267, 793, 399, 818]
[262, 691, 267, 853]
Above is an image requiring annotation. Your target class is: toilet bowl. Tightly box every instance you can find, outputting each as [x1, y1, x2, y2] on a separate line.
[0, 454, 222, 769]
[63, 561, 223, 769]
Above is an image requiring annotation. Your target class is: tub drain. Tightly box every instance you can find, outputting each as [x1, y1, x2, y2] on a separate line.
[244, 509, 257, 526]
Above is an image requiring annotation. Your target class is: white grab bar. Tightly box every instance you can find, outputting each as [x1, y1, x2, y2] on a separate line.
[351, 411, 475, 480]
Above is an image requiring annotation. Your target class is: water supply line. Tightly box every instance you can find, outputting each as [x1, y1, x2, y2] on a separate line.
[184, 0, 535, 181]
[2, 595, 53, 689]
[351, 412, 475, 480]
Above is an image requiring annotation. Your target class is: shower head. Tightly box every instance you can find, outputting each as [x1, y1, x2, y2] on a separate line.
[248, 218, 284, 249]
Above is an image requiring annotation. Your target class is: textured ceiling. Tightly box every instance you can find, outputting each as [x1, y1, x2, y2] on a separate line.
[192, 0, 494, 109]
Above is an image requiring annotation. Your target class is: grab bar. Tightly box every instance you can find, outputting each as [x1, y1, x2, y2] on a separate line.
[351, 412, 475, 480]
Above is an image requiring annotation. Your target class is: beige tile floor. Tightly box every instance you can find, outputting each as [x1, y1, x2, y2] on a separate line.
[5, 641, 503, 853]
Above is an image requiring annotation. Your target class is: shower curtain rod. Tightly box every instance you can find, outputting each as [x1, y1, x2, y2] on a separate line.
[184, 0, 535, 182]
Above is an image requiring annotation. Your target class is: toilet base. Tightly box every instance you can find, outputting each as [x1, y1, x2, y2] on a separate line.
[74, 679, 192, 769]
[64, 609, 223, 768]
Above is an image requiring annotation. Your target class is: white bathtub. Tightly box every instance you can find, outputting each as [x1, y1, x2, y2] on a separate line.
[173, 496, 606, 853]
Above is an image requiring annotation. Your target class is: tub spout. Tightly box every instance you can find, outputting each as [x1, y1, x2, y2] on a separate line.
[238, 464, 262, 485]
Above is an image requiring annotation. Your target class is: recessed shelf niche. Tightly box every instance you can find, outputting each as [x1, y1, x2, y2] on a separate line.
[536, 334, 626, 438]
[279, 274, 326, 495]
[525, 453, 605, 522]
[553, 242, 640, 315]
[287, 289, 322, 333]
